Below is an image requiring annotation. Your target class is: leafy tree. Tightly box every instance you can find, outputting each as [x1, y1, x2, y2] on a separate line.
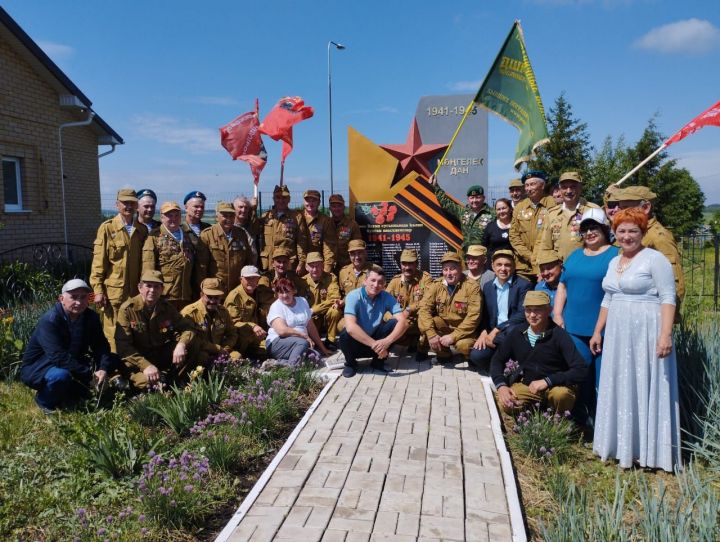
[585, 135, 630, 204]
[529, 93, 593, 185]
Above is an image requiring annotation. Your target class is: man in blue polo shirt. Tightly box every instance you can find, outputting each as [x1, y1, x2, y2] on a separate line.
[339, 265, 409, 378]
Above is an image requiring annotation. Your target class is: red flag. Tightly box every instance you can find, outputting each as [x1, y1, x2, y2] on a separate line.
[665, 100, 720, 146]
[260, 96, 314, 163]
[220, 99, 267, 183]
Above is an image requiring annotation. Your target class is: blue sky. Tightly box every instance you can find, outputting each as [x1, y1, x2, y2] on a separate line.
[4, 0, 720, 205]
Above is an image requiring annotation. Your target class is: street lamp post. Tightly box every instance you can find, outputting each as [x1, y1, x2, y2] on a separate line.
[327, 40, 345, 197]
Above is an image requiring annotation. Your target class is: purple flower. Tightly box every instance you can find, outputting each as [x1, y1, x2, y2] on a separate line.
[184, 484, 194, 492]
[75, 508, 86, 519]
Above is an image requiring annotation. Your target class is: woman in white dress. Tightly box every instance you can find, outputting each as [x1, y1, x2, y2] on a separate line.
[589, 207, 680, 472]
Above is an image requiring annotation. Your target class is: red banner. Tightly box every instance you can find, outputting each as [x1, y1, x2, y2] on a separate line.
[260, 96, 314, 163]
[665, 100, 720, 146]
[220, 99, 267, 183]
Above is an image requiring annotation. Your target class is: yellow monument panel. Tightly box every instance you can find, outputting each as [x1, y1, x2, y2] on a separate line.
[347, 126, 398, 211]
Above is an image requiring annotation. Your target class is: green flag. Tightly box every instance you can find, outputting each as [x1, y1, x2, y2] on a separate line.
[475, 21, 549, 168]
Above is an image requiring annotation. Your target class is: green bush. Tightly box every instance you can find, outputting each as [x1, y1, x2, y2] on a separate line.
[0, 262, 61, 305]
[510, 407, 576, 463]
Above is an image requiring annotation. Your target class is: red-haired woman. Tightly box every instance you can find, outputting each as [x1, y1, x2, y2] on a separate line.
[266, 278, 331, 364]
[590, 207, 680, 472]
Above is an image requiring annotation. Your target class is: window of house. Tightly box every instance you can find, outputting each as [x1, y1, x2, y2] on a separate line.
[2, 157, 23, 212]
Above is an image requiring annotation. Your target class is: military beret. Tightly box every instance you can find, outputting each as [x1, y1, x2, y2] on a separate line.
[216, 201, 235, 214]
[201, 278, 225, 296]
[508, 178, 524, 189]
[303, 189, 321, 200]
[160, 201, 181, 214]
[140, 269, 164, 284]
[116, 188, 138, 202]
[491, 249, 515, 262]
[329, 194, 345, 204]
[466, 245, 487, 258]
[273, 185, 291, 196]
[272, 247, 292, 259]
[441, 251, 462, 264]
[559, 171, 583, 184]
[348, 239, 366, 252]
[306, 252, 324, 264]
[400, 249, 418, 263]
[521, 170, 547, 183]
[536, 251, 562, 266]
[136, 188, 157, 202]
[523, 290, 551, 307]
[183, 191, 206, 205]
[617, 185, 657, 202]
[467, 185, 484, 197]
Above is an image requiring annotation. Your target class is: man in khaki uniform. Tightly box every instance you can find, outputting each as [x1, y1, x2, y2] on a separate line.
[181, 278, 239, 364]
[508, 178, 525, 208]
[509, 170, 557, 281]
[115, 270, 196, 390]
[537, 171, 600, 261]
[197, 202, 253, 293]
[386, 248, 433, 360]
[303, 189, 337, 273]
[338, 239, 373, 301]
[143, 201, 195, 310]
[225, 265, 274, 357]
[90, 188, 149, 350]
[182, 191, 211, 300]
[136, 188, 160, 232]
[328, 193, 362, 272]
[259, 247, 309, 298]
[418, 251, 482, 362]
[615, 185, 685, 307]
[233, 195, 261, 266]
[260, 184, 310, 273]
[303, 252, 343, 349]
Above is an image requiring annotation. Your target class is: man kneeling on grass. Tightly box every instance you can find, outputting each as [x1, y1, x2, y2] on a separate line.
[490, 290, 587, 415]
[339, 265, 409, 378]
[21, 279, 122, 412]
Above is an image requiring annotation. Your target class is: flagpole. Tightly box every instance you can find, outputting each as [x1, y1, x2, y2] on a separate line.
[613, 143, 666, 187]
[432, 20, 521, 178]
[280, 162, 285, 187]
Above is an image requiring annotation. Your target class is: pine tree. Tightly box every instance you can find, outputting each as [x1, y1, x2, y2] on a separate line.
[528, 93, 593, 185]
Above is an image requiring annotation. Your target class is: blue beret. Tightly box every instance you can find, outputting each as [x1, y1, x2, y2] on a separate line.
[136, 188, 157, 201]
[466, 185, 484, 196]
[183, 191, 207, 205]
[521, 170, 547, 183]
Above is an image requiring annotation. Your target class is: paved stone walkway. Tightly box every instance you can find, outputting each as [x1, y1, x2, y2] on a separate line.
[220, 357, 516, 541]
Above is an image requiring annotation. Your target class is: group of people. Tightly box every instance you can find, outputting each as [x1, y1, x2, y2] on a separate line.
[20, 170, 683, 472]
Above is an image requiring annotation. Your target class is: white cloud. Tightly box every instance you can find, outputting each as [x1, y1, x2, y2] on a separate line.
[131, 114, 218, 153]
[188, 96, 241, 107]
[634, 19, 720, 54]
[447, 80, 482, 92]
[37, 40, 75, 61]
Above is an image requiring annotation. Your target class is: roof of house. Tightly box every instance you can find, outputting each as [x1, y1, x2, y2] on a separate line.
[0, 6, 123, 145]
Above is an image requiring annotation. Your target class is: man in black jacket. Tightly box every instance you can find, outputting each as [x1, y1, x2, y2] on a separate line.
[21, 279, 121, 412]
[490, 290, 587, 414]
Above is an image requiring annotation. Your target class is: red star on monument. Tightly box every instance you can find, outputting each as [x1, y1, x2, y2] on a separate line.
[380, 119, 448, 185]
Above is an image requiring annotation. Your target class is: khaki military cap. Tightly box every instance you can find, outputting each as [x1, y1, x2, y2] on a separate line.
[523, 290, 551, 307]
[618, 185, 657, 202]
[140, 270, 164, 284]
[306, 252, 324, 264]
[348, 239, 366, 252]
[329, 194, 345, 204]
[303, 189, 321, 200]
[201, 278, 225, 296]
[272, 247, 292, 259]
[559, 171, 582, 184]
[492, 249, 515, 262]
[160, 201, 181, 214]
[508, 178, 524, 189]
[441, 251, 462, 264]
[216, 201, 235, 214]
[466, 245, 487, 258]
[400, 249, 418, 263]
[603, 184, 621, 204]
[273, 184, 291, 196]
[117, 188, 138, 202]
[536, 251, 561, 266]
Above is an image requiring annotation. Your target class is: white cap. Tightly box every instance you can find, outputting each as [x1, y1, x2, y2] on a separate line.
[579, 208, 609, 227]
[61, 278, 92, 293]
[240, 265, 261, 278]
